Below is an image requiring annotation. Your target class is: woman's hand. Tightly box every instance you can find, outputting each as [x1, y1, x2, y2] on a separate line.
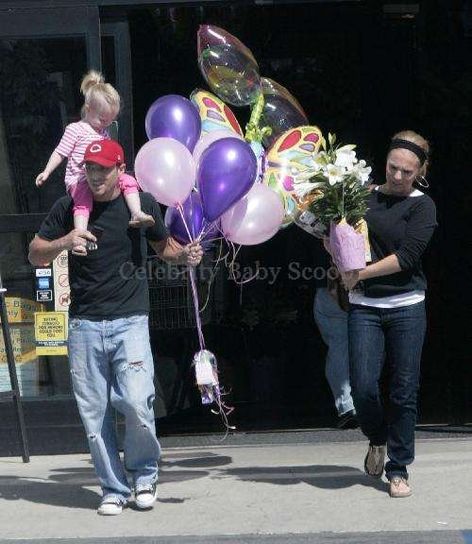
[341, 270, 360, 291]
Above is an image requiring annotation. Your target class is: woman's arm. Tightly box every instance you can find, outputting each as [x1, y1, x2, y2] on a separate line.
[342, 197, 437, 290]
[342, 254, 402, 291]
[359, 254, 402, 280]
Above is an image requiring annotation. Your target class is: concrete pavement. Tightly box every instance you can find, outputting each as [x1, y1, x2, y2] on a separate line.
[0, 432, 471, 543]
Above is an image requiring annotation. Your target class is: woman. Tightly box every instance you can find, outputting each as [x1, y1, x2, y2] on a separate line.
[342, 130, 437, 498]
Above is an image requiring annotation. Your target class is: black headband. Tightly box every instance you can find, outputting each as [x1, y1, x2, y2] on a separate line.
[389, 138, 428, 166]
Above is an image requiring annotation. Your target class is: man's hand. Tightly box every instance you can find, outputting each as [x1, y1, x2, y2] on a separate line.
[63, 229, 97, 257]
[341, 270, 360, 291]
[182, 241, 203, 267]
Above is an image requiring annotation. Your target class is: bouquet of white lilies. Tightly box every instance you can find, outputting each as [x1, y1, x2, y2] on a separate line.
[293, 133, 372, 272]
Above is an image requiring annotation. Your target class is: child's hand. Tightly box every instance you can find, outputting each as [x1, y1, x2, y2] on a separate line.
[35, 172, 49, 187]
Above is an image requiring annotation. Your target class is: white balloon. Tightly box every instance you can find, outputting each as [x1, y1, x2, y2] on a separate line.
[134, 137, 196, 207]
[221, 184, 284, 245]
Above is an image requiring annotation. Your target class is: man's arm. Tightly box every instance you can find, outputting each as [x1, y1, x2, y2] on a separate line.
[28, 229, 97, 266]
[148, 237, 203, 267]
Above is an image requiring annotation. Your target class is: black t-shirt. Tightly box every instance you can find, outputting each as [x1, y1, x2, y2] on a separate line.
[37, 192, 168, 319]
[363, 189, 437, 297]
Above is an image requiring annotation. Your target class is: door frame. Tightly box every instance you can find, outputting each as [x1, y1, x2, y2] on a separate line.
[0, 5, 101, 68]
[101, 20, 135, 165]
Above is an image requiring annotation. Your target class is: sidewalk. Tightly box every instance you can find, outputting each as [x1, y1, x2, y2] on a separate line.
[1, 431, 471, 543]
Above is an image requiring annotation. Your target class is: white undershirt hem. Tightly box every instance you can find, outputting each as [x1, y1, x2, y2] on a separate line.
[349, 290, 425, 308]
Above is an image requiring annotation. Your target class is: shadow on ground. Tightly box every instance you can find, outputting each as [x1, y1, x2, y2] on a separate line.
[216, 464, 387, 491]
[0, 452, 233, 510]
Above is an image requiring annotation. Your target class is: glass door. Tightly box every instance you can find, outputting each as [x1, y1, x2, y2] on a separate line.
[0, 5, 100, 455]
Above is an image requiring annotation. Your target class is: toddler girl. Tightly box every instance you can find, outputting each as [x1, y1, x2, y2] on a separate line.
[36, 70, 154, 230]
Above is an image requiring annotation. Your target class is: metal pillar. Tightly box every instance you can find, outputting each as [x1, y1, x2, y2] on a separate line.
[0, 273, 30, 462]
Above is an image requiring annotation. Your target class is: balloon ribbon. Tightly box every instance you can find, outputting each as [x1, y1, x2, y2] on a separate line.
[245, 93, 272, 143]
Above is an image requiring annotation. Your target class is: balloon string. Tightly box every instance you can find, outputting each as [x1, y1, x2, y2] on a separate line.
[245, 92, 272, 143]
[211, 391, 236, 441]
[198, 239, 226, 314]
[203, 236, 225, 245]
[177, 203, 194, 243]
[189, 266, 205, 351]
[226, 241, 259, 285]
[197, 218, 209, 241]
[197, 217, 218, 243]
[213, 238, 229, 266]
[177, 207, 235, 436]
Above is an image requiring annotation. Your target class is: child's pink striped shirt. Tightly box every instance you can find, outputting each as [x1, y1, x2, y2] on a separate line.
[55, 121, 109, 189]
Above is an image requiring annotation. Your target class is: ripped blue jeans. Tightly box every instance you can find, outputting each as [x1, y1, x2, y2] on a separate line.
[68, 314, 161, 501]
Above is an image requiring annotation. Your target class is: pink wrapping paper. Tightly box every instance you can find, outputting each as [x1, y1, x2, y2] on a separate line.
[329, 221, 366, 272]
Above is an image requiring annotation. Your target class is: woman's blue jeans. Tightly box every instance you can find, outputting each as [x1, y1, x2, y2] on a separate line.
[68, 314, 161, 501]
[348, 301, 426, 480]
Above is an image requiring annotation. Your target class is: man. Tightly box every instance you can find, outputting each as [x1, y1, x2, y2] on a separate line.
[312, 239, 358, 429]
[29, 139, 203, 515]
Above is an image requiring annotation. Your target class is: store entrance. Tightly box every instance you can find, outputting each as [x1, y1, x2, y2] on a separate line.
[0, 5, 135, 455]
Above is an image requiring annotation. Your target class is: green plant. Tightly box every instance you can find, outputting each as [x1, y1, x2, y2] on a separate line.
[294, 133, 371, 228]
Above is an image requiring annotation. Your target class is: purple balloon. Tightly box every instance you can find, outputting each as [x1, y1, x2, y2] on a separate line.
[165, 192, 219, 244]
[145, 95, 201, 152]
[198, 138, 257, 222]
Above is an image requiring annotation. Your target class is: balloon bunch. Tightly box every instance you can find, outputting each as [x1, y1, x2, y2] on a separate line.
[195, 25, 324, 229]
[133, 25, 325, 433]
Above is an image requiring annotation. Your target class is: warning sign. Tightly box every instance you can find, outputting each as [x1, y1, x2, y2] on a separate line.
[55, 252, 68, 269]
[34, 312, 68, 356]
[58, 274, 69, 288]
[53, 250, 70, 311]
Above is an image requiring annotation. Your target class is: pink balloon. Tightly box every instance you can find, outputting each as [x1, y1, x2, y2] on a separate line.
[134, 138, 196, 206]
[193, 129, 243, 167]
[221, 184, 284, 245]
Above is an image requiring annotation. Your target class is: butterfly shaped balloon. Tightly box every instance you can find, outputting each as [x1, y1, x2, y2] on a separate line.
[191, 89, 243, 136]
[260, 78, 309, 149]
[197, 25, 261, 107]
[263, 126, 323, 227]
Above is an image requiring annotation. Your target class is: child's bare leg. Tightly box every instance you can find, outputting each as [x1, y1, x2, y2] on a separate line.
[125, 192, 155, 228]
[74, 214, 89, 231]
[72, 214, 93, 254]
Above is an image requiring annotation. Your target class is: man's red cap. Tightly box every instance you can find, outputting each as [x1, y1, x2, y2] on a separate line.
[84, 139, 125, 167]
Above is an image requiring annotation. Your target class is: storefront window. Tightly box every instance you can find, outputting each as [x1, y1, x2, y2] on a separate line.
[0, 37, 88, 399]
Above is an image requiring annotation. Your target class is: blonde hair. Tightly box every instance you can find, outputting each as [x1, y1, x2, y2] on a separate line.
[80, 70, 120, 117]
[391, 130, 430, 176]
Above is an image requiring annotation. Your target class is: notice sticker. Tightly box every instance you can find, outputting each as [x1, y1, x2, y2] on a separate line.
[34, 312, 68, 356]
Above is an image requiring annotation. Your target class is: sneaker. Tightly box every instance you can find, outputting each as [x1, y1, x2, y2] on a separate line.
[337, 409, 359, 430]
[135, 481, 158, 510]
[97, 496, 126, 516]
[364, 444, 386, 478]
[129, 212, 155, 228]
[389, 476, 412, 498]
